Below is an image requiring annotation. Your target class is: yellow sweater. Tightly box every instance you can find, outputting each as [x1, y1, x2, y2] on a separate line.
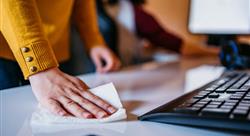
[0, 0, 105, 79]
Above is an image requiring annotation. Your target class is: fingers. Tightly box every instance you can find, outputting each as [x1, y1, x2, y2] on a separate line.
[102, 54, 121, 73]
[42, 98, 70, 116]
[30, 67, 116, 120]
[66, 77, 117, 115]
[67, 90, 110, 118]
[80, 90, 117, 114]
[102, 55, 114, 72]
[64, 74, 89, 90]
[58, 96, 94, 118]
[91, 53, 102, 73]
[68, 79, 116, 114]
[90, 47, 121, 73]
[63, 77, 115, 118]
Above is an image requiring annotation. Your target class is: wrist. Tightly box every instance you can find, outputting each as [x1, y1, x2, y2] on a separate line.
[29, 67, 59, 81]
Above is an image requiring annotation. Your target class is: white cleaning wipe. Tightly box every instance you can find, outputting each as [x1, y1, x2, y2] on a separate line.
[31, 83, 127, 124]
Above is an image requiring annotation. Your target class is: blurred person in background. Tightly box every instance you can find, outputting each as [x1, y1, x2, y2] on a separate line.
[97, 0, 219, 65]
[67, 0, 119, 76]
[97, 0, 119, 55]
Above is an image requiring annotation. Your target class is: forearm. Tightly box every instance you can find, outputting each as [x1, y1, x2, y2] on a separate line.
[180, 40, 219, 56]
[1, 0, 58, 79]
[134, 5, 183, 53]
[73, 0, 106, 51]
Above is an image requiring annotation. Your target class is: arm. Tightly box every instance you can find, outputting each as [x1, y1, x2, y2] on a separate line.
[133, 5, 219, 57]
[181, 40, 219, 57]
[73, 0, 105, 51]
[1, 0, 117, 118]
[73, 0, 120, 73]
[133, 5, 183, 53]
[1, 0, 58, 79]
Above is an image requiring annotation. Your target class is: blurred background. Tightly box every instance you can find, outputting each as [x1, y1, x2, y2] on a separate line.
[68, 0, 250, 75]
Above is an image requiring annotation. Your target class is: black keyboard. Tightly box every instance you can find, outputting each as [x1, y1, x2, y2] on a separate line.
[139, 71, 250, 132]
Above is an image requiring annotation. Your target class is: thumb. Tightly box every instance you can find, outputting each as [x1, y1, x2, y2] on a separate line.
[102, 55, 114, 72]
[91, 53, 102, 73]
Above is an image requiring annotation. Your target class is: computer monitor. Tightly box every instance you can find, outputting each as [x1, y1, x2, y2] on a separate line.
[188, 0, 250, 69]
[188, 0, 250, 35]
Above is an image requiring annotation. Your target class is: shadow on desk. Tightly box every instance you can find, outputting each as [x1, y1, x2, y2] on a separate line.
[122, 100, 146, 121]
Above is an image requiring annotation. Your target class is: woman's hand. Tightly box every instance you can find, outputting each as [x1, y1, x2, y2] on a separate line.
[29, 67, 117, 119]
[90, 46, 121, 73]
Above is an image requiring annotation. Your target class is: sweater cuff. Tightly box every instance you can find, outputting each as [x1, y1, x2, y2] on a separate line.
[15, 41, 59, 79]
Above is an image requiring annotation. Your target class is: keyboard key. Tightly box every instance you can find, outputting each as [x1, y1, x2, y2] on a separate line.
[235, 106, 249, 111]
[205, 88, 216, 92]
[211, 99, 224, 102]
[199, 99, 211, 103]
[205, 85, 219, 91]
[241, 100, 250, 104]
[238, 103, 250, 108]
[206, 104, 219, 108]
[208, 93, 220, 98]
[233, 92, 246, 95]
[229, 85, 241, 90]
[225, 99, 239, 103]
[243, 96, 250, 100]
[193, 95, 206, 99]
[220, 105, 234, 109]
[174, 107, 200, 114]
[243, 80, 250, 86]
[232, 109, 249, 119]
[230, 96, 243, 100]
[216, 79, 239, 92]
[215, 90, 225, 93]
[230, 76, 249, 89]
[210, 101, 223, 106]
[196, 101, 209, 105]
[215, 88, 226, 92]
[223, 102, 237, 106]
[231, 93, 245, 97]
[192, 103, 205, 108]
[226, 88, 249, 93]
[240, 85, 250, 91]
[234, 92, 246, 96]
[201, 108, 231, 117]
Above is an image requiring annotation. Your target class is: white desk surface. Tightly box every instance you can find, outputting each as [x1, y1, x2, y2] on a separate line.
[0, 57, 243, 136]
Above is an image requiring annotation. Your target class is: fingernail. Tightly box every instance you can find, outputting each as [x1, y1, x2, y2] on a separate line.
[59, 111, 66, 116]
[82, 113, 94, 119]
[108, 107, 117, 114]
[97, 111, 108, 119]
